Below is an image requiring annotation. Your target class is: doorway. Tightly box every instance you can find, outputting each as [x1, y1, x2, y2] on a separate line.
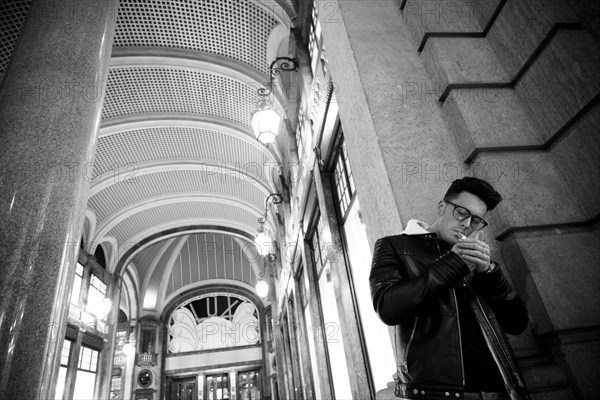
[205, 373, 230, 400]
[170, 376, 197, 400]
[237, 369, 260, 400]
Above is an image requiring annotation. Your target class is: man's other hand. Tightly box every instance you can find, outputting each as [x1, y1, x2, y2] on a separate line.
[451, 232, 491, 272]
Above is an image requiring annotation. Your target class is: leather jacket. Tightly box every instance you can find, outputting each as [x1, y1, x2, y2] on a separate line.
[369, 231, 530, 399]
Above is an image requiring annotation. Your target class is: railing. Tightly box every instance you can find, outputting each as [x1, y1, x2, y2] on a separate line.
[114, 355, 126, 365]
[136, 352, 157, 366]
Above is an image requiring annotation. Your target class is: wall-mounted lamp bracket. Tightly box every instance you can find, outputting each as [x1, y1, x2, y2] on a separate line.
[257, 57, 299, 98]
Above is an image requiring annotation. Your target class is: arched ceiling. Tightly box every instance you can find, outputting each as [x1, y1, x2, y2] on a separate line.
[132, 232, 262, 315]
[79, 0, 297, 308]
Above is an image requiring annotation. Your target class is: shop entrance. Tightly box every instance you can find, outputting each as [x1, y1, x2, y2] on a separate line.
[170, 376, 197, 400]
[237, 369, 260, 400]
[205, 373, 230, 400]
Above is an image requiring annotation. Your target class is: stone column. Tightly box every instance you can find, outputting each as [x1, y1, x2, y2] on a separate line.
[0, 0, 118, 398]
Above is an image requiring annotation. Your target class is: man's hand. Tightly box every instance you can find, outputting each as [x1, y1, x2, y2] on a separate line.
[451, 232, 491, 273]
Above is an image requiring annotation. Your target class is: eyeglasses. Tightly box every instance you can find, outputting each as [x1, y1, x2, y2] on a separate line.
[445, 200, 488, 231]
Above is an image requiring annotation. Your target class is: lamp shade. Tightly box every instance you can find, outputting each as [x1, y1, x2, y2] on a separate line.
[251, 106, 281, 145]
[255, 279, 269, 297]
[254, 226, 272, 256]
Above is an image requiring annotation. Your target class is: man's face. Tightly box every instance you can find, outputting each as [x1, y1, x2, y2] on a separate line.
[436, 191, 488, 244]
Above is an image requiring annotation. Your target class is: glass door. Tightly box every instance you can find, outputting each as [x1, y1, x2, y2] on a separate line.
[237, 369, 260, 400]
[205, 373, 230, 400]
[171, 377, 197, 400]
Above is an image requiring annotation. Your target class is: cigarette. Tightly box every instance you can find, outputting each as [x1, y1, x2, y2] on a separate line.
[459, 233, 466, 239]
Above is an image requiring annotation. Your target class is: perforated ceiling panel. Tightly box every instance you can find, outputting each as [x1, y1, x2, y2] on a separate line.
[107, 201, 260, 245]
[93, 127, 271, 181]
[0, 1, 30, 79]
[113, 0, 280, 74]
[88, 169, 267, 222]
[101, 67, 258, 123]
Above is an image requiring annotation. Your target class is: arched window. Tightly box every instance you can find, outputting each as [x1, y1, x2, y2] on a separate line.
[168, 293, 260, 353]
[94, 245, 106, 269]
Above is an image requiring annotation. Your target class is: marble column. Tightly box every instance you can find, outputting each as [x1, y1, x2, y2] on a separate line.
[0, 0, 118, 398]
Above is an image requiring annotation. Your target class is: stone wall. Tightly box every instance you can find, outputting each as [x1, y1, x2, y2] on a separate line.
[319, 0, 600, 398]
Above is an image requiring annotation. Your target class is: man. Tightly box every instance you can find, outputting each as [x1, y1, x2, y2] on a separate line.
[370, 177, 529, 400]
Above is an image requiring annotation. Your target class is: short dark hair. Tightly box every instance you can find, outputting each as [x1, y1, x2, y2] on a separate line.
[444, 177, 502, 211]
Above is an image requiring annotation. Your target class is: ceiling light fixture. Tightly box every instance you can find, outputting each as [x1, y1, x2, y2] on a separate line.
[251, 57, 298, 145]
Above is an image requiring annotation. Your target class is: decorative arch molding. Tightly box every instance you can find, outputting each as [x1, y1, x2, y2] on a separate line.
[121, 268, 139, 322]
[114, 227, 258, 279]
[139, 232, 262, 313]
[92, 193, 270, 244]
[142, 235, 187, 312]
[96, 113, 285, 166]
[89, 236, 119, 273]
[109, 49, 267, 86]
[254, 0, 294, 26]
[114, 225, 256, 277]
[88, 160, 278, 199]
[99, 113, 255, 137]
[107, 218, 260, 259]
[161, 280, 261, 316]
[161, 283, 265, 324]
[82, 209, 97, 251]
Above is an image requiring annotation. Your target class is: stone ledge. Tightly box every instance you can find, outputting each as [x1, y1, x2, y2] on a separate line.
[442, 88, 543, 161]
[422, 37, 510, 100]
[487, 0, 579, 77]
[401, 0, 503, 50]
[516, 29, 600, 141]
[550, 103, 600, 219]
[500, 228, 600, 334]
[468, 152, 587, 235]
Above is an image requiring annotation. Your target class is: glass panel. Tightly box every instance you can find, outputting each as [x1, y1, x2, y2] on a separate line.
[318, 264, 352, 399]
[304, 308, 321, 399]
[90, 274, 107, 293]
[334, 154, 351, 216]
[73, 370, 97, 400]
[237, 370, 259, 400]
[301, 265, 310, 309]
[342, 197, 395, 391]
[341, 140, 355, 195]
[54, 366, 68, 400]
[78, 346, 99, 372]
[206, 373, 229, 400]
[87, 275, 107, 310]
[311, 214, 327, 277]
[60, 339, 71, 366]
[70, 263, 84, 304]
[333, 138, 356, 218]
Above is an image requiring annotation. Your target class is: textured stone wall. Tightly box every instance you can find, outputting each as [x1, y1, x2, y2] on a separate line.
[319, 0, 600, 398]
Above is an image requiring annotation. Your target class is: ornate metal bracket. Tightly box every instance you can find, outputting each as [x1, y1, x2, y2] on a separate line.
[257, 57, 299, 97]
[258, 193, 284, 224]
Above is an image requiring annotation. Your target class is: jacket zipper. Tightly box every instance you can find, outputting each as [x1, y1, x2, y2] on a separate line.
[468, 282, 525, 389]
[453, 285, 466, 387]
[435, 241, 466, 386]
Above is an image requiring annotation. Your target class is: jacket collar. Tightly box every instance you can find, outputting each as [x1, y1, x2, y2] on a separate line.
[401, 219, 431, 235]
